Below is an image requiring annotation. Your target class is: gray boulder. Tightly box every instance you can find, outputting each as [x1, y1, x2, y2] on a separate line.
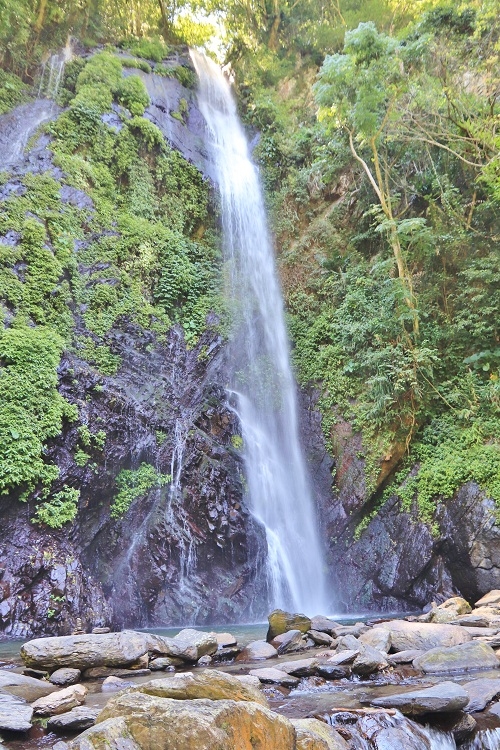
[127, 670, 267, 706]
[328, 650, 358, 666]
[0, 690, 33, 732]
[277, 658, 319, 677]
[49, 668, 82, 686]
[387, 650, 425, 664]
[47, 706, 99, 733]
[475, 590, 500, 607]
[102, 676, 137, 692]
[413, 641, 499, 673]
[31, 684, 87, 716]
[463, 677, 500, 711]
[270, 630, 305, 654]
[307, 630, 335, 647]
[169, 629, 218, 661]
[310, 617, 340, 636]
[21, 631, 151, 671]
[352, 645, 388, 675]
[359, 628, 391, 653]
[236, 640, 278, 661]
[369, 682, 469, 715]
[386, 620, 471, 652]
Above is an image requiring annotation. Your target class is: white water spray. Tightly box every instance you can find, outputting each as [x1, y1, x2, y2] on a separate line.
[38, 40, 72, 99]
[191, 51, 329, 615]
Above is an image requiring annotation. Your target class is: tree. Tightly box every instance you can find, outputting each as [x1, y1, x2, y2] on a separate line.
[314, 22, 420, 334]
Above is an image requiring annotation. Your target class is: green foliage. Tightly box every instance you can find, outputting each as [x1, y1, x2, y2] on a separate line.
[110, 463, 170, 518]
[115, 75, 150, 115]
[155, 64, 196, 89]
[33, 487, 80, 528]
[123, 38, 169, 63]
[0, 69, 27, 114]
[120, 58, 152, 73]
[0, 326, 77, 497]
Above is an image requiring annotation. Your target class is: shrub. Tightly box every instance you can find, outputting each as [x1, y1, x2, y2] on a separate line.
[33, 487, 80, 528]
[110, 463, 170, 518]
[116, 75, 150, 116]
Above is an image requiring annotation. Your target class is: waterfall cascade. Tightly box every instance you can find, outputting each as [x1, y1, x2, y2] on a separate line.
[191, 50, 329, 615]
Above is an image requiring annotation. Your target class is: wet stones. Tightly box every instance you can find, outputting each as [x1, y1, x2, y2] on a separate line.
[236, 640, 278, 661]
[369, 682, 469, 715]
[413, 641, 500, 673]
[0, 691, 33, 732]
[267, 609, 312, 641]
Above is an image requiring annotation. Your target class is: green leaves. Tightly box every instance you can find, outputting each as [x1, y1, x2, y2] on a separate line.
[110, 463, 170, 519]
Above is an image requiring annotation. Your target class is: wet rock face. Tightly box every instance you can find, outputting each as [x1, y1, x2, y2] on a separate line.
[0, 323, 268, 635]
[299, 386, 500, 614]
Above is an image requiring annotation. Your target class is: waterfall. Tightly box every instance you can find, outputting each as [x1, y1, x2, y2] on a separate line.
[38, 39, 72, 99]
[191, 50, 329, 615]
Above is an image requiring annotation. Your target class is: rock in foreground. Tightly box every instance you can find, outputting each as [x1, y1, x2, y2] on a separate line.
[128, 670, 267, 706]
[0, 691, 33, 732]
[385, 621, 471, 652]
[369, 682, 469, 715]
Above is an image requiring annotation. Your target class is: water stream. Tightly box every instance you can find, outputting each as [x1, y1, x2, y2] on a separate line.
[191, 51, 329, 616]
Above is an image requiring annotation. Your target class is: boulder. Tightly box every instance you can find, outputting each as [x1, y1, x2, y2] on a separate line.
[352, 645, 389, 675]
[31, 684, 87, 716]
[267, 610, 312, 641]
[429, 597, 472, 623]
[475, 590, 500, 608]
[102, 676, 136, 691]
[291, 719, 349, 750]
[331, 624, 367, 638]
[197, 655, 212, 667]
[336, 635, 361, 652]
[52, 716, 140, 750]
[249, 668, 299, 688]
[212, 647, 241, 663]
[277, 658, 320, 677]
[455, 615, 491, 627]
[316, 665, 350, 679]
[472, 606, 500, 620]
[94, 694, 295, 750]
[310, 617, 340, 636]
[463, 677, 500, 712]
[413, 641, 499, 673]
[236, 641, 278, 662]
[270, 630, 305, 654]
[427, 711, 476, 743]
[307, 631, 335, 647]
[488, 701, 500, 718]
[128, 670, 267, 706]
[385, 620, 471, 652]
[49, 669, 82, 686]
[369, 682, 469, 715]
[327, 650, 358, 666]
[359, 628, 391, 653]
[0, 670, 57, 702]
[47, 706, 99, 733]
[21, 631, 151, 671]
[170, 629, 218, 661]
[216, 633, 237, 648]
[387, 650, 425, 664]
[0, 690, 33, 732]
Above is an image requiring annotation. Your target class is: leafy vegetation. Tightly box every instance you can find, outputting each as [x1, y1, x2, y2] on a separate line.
[110, 463, 171, 518]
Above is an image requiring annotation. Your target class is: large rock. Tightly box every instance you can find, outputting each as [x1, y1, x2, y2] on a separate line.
[429, 597, 472, 623]
[310, 617, 340, 636]
[463, 677, 500, 712]
[352, 645, 388, 675]
[0, 690, 33, 732]
[270, 630, 305, 654]
[47, 706, 99, 733]
[370, 682, 469, 715]
[31, 684, 87, 716]
[387, 650, 425, 664]
[248, 669, 299, 688]
[291, 719, 349, 750]
[21, 632, 151, 671]
[307, 630, 335, 647]
[77, 693, 296, 750]
[267, 610, 311, 641]
[359, 628, 391, 653]
[327, 650, 358, 666]
[82, 666, 151, 679]
[128, 670, 267, 706]
[277, 658, 319, 677]
[169, 629, 218, 661]
[413, 641, 499, 673]
[0, 670, 57, 702]
[386, 620, 471, 652]
[236, 641, 277, 662]
[50, 668, 82, 686]
[476, 590, 500, 608]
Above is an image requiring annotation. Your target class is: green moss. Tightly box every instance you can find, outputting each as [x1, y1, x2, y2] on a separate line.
[123, 38, 169, 63]
[0, 326, 77, 497]
[110, 463, 170, 518]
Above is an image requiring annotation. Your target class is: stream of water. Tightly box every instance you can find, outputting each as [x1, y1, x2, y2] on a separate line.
[191, 51, 329, 616]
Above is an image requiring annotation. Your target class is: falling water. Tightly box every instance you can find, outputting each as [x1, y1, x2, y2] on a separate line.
[38, 40, 72, 98]
[191, 51, 329, 615]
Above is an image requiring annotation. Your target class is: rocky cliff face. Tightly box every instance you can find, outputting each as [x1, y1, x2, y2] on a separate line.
[300, 388, 500, 615]
[0, 52, 268, 637]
